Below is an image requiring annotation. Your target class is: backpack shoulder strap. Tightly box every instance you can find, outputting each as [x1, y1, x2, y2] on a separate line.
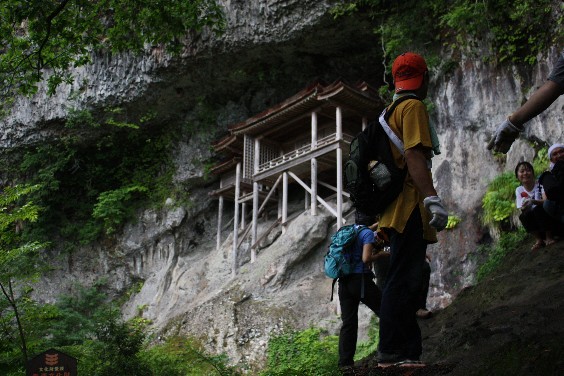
[378, 94, 421, 155]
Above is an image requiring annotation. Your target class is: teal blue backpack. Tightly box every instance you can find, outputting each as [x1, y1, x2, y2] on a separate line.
[324, 224, 368, 300]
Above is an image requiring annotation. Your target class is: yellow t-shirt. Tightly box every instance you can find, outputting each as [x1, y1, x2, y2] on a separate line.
[378, 98, 437, 243]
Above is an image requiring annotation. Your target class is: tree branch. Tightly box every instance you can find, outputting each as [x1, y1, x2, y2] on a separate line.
[0, 279, 28, 362]
[36, 0, 72, 70]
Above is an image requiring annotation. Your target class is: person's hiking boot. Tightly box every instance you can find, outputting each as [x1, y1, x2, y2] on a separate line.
[416, 308, 432, 319]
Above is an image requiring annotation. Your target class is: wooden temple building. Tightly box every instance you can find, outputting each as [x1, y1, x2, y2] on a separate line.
[209, 80, 384, 275]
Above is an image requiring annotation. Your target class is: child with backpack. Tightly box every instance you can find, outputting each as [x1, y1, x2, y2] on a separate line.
[337, 210, 388, 369]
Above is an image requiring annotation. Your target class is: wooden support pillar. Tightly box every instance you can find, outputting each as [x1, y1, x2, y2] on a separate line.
[241, 201, 246, 230]
[336, 106, 343, 229]
[311, 111, 318, 216]
[278, 189, 282, 218]
[282, 171, 288, 234]
[311, 158, 317, 216]
[216, 195, 224, 250]
[336, 106, 343, 140]
[232, 162, 241, 276]
[251, 138, 260, 263]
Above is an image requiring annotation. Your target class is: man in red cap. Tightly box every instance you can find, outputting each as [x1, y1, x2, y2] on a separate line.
[375, 52, 448, 367]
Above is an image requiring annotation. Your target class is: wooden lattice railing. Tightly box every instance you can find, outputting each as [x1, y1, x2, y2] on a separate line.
[257, 133, 354, 173]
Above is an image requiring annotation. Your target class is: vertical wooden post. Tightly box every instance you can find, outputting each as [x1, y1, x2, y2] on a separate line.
[278, 190, 282, 218]
[252, 138, 260, 263]
[336, 106, 343, 229]
[216, 195, 224, 250]
[241, 202, 246, 230]
[232, 162, 241, 276]
[311, 111, 318, 216]
[336, 106, 343, 140]
[282, 171, 288, 234]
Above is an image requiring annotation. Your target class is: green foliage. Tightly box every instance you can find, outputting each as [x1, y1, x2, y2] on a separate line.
[331, 0, 563, 69]
[66, 108, 99, 129]
[14, 280, 145, 374]
[354, 315, 379, 361]
[142, 336, 240, 376]
[0, 183, 50, 373]
[262, 328, 340, 376]
[60, 308, 152, 376]
[37, 281, 236, 375]
[481, 171, 519, 226]
[0, 185, 40, 228]
[445, 215, 462, 230]
[0, 0, 226, 112]
[0, 292, 59, 375]
[91, 312, 150, 375]
[0, 185, 43, 250]
[50, 281, 111, 346]
[476, 228, 527, 282]
[93, 185, 148, 234]
[18, 117, 178, 245]
[482, 147, 551, 229]
[533, 147, 550, 175]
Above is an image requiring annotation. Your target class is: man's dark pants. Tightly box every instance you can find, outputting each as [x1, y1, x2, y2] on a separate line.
[378, 207, 427, 360]
[338, 274, 381, 367]
[418, 259, 431, 310]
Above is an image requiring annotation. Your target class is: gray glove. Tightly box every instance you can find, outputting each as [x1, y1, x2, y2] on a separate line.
[487, 118, 523, 154]
[423, 195, 448, 232]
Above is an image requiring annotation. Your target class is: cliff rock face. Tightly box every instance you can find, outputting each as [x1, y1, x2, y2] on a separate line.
[2, 0, 563, 370]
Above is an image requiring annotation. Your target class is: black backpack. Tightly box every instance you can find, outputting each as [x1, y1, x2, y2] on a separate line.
[344, 95, 419, 216]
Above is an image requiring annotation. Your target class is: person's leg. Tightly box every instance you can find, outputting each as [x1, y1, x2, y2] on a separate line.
[519, 210, 545, 250]
[338, 277, 361, 367]
[373, 254, 390, 291]
[543, 200, 564, 223]
[532, 204, 557, 244]
[544, 200, 564, 237]
[416, 260, 432, 319]
[377, 230, 403, 359]
[360, 277, 382, 315]
[398, 214, 427, 359]
[378, 207, 426, 360]
[418, 260, 431, 310]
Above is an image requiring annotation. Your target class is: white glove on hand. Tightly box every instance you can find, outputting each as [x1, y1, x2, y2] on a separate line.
[423, 196, 448, 232]
[487, 118, 523, 154]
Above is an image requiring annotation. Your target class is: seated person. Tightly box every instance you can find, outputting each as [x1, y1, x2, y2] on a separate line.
[515, 161, 556, 250]
[540, 144, 564, 225]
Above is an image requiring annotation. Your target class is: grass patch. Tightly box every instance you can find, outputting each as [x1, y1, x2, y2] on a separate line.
[476, 228, 527, 282]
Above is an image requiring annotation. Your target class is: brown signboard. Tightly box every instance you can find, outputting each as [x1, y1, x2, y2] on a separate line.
[26, 348, 77, 376]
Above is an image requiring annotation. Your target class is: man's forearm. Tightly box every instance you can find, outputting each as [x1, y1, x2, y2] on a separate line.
[405, 147, 437, 198]
[509, 81, 564, 127]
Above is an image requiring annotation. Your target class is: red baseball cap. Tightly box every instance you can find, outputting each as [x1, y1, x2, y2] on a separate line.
[392, 52, 428, 93]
